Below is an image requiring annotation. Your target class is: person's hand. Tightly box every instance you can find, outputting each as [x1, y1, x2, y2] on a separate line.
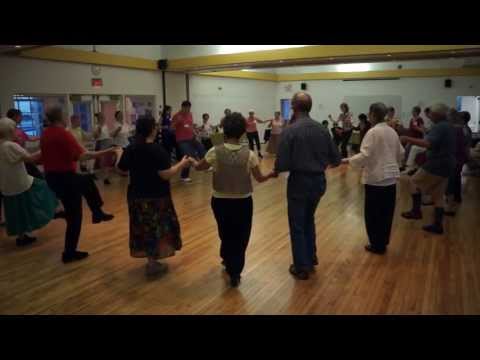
[187, 156, 199, 167]
[179, 155, 191, 168]
[341, 158, 349, 165]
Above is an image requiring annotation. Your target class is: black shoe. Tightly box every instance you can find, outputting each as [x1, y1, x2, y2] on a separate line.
[364, 244, 386, 255]
[104, 179, 111, 185]
[62, 251, 89, 264]
[92, 212, 114, 224]
[313, 255, 319, 266]
[54, 211, 66, 219]
[399, 166, 406, 172]
[230, 276, 241, 288]
[422, 224, 444, 235]
[289, 264, 309, 280]
[258, 153, 263, 159]
[92, 174, 99, 181]
[444, 211, 456, 217]
[16, 235, 37, 247]
[401, 210, 422, 220]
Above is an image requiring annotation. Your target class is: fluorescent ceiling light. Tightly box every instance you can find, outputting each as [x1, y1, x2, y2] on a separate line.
[217, 45, 307, 55]
[336, 63, 371, 72]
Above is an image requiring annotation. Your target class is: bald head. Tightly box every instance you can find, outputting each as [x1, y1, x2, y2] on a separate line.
[292, 92, 312, 114]
[430, 103, 449, 123]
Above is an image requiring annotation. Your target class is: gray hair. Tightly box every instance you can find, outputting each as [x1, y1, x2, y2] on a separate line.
[430, 103, 449, 116]
[0, 117, 16, 139]
[369, 102, 388, 123]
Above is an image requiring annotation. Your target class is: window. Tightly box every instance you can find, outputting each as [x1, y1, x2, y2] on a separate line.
[281, 99, 291, 123]
[73, 102, 93, 132]
[13, 95, 44, 136]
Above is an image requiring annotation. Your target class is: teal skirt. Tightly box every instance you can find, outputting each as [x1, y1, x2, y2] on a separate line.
[3, 178, 58, 236]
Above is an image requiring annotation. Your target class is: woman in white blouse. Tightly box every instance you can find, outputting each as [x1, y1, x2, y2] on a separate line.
[111, 111, 131, 149]
[93, 113, 114, 185]
[342, 103, 405, 255]
[0, 117, 58, 247]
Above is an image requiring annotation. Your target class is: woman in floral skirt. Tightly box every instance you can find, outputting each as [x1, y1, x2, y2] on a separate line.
[117, 116, 192, 277]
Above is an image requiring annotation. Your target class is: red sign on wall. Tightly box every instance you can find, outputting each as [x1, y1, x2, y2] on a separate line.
[91, 78, 103, 88]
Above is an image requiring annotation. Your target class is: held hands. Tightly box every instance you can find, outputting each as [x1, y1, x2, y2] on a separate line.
[341, 158, 350, 165]
[179, 156, 194, 169]
[268, 170, 279, 179]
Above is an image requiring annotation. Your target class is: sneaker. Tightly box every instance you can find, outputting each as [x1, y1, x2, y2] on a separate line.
[181, 177, 192, 183]
[104, 179, 111, 185]
[313, 255, 319, 266]
[92, 212, 114, 224]
[207, 167, 214, 172]
[62, 251, 89, 264]
[145, 262, 168, 277]
[16, 235, 37, 247]
[444, 211, 456, 217]
[289, 264, 310, 280]
[422, 224, 444, 235]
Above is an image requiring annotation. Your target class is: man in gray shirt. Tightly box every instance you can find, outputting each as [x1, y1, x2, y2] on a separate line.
[274, 92, 341, 280]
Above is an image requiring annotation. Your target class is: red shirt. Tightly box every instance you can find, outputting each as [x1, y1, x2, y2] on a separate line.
[14, 128, 29, 147]
[40, 126, 85, 172]
[246, 116, 258, 133]
[172, 111, 194, 142]
[408, 117, 424, 138]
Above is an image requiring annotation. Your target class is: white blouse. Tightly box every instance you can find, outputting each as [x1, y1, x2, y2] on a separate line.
[112, 124, 131, 147]
[349, 122, 405, 186]
[0, 140, 34, 196]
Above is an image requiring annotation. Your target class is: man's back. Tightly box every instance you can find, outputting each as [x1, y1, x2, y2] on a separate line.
[275, 116, 341, 173]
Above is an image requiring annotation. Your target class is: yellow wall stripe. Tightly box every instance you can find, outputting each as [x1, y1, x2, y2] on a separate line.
[196, 71, 278, 81]
[19, 47, 158, 71]
[168, 45, 480, 71]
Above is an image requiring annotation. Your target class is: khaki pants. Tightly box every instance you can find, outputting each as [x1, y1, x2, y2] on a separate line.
[409, 168, 448, 207]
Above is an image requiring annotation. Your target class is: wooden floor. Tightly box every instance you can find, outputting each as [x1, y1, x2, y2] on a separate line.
[1, 155, 480, 315]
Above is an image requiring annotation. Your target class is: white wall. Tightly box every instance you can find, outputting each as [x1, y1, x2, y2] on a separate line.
[276, 76, 480, 127]
[0, 55, 163, 117]
[188, 75, 277, 139]
[165, 72, 187, 113]
[55, 45, 164, 60]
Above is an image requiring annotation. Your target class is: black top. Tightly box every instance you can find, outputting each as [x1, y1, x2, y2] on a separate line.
[118, 142, 171, 198]
[275, 116, 341, 174]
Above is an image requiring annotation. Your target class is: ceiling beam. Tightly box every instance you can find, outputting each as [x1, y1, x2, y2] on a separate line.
[197, 67, 480, 82]
[168, 45, 480, 72]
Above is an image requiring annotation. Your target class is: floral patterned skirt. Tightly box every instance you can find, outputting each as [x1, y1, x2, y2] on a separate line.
[128, 195, 182, 259]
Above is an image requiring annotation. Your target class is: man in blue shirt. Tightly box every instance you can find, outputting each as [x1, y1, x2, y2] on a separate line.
[400, 103, 456, 235]
[274, 92, 341, 280]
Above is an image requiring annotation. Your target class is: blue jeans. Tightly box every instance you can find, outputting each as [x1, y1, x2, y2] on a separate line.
[177, 139, 206, 179]
[287, 172, 326, 271]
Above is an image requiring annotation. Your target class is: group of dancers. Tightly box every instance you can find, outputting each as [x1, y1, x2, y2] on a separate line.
[0, 92, 476, 287]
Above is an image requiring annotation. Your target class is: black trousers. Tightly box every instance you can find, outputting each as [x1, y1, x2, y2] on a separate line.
[340, 130, 353, 158]
[446, 167, 462, 202]
[364, 184, 396, 250]
[201, 138, 213, 152]
[211, 197, 253, 278]
[0, 192, 3, 222]
[45, 172, 104, 254]
[247, 131, 261, 153]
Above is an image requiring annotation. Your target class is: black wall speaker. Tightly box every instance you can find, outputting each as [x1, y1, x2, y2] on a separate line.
[158, 59, 168, 70]
[301, 82, 307, 90]
[445, 79, 452, 88]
